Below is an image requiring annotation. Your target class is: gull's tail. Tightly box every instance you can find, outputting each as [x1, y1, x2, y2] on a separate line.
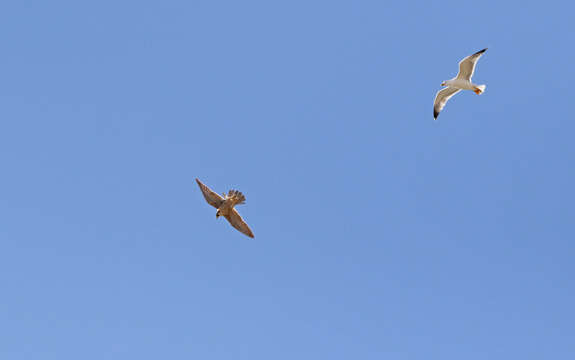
[474, 85, 486, 95]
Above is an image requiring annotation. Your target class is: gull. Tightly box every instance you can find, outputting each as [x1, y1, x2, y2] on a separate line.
[434, 48, 487, 120]
[196, 178, 255, 238]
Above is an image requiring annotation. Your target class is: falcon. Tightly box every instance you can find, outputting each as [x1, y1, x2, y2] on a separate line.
[433, 48, 487, 120]
[196, 178, 255, 238]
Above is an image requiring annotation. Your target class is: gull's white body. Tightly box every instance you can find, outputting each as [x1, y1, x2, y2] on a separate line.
[433, 48, 487, 120]
[443, 78, 480, 91]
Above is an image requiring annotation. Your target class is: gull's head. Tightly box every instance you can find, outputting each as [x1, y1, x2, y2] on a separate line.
[441, 81, 447, 87]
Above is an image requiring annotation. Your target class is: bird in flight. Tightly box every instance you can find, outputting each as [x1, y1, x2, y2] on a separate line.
[196, 178, 255, 238]
[433, 48, 487, 120]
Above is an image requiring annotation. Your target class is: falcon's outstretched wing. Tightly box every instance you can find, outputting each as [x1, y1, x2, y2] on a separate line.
[225, 209, 254, 238]
[196, 178, 224, 208]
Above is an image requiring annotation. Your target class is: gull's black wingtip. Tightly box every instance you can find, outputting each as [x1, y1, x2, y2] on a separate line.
[434, 109, 439, 120]
[475, 48, 488, 55]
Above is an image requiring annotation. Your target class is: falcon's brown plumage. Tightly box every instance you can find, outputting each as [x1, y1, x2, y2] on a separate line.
[196, 178, 255, 238]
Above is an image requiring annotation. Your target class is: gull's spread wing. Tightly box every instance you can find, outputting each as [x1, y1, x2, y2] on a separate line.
[456, 48, 487, 81]
[433, 87, 461, 119]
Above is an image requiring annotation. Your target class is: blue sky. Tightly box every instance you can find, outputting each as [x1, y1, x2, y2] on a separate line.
[0, 1, 573, 359]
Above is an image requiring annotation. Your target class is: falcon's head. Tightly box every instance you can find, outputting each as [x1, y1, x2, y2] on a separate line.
[216, 209, 221, 218]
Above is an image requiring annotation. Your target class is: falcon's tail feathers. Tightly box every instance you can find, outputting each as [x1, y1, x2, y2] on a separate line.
[227, 190, 246, 205]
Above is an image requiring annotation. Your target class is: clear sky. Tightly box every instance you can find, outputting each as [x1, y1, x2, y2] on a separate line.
[0, 1, 573, 359]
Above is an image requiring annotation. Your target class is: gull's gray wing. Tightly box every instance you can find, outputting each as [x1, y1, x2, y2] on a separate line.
[433, 87, 461, 119]
[456, 48, 487, 81]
